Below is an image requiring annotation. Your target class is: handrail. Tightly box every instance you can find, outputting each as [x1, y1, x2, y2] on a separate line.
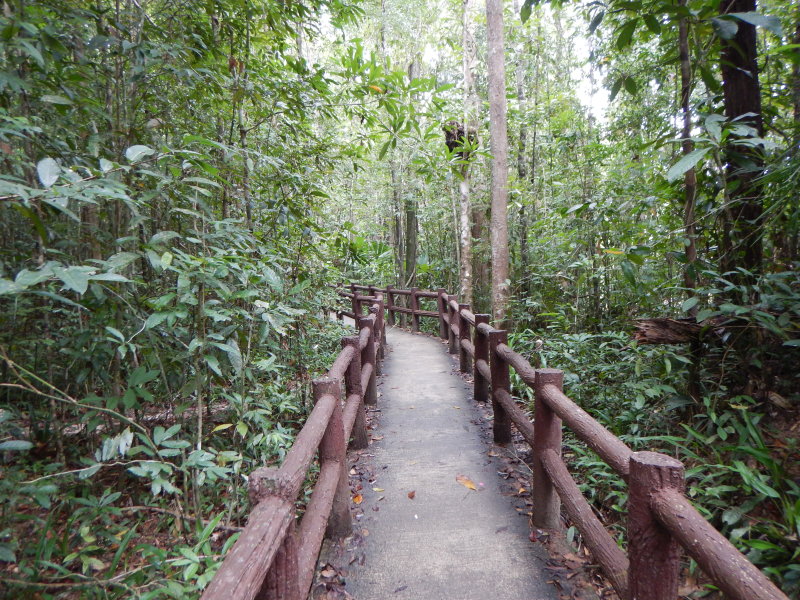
[341, 282, 789, 600]
[203, 294, 386, 600]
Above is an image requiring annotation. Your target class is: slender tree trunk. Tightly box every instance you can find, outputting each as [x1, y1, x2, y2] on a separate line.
[718, 0, 764, 282]
[513, 0, 529, 297]
[404, 191, 418, 287]
[486, 0, 510, 327]
[679, 1, 702, 400]
[459, 0, 477, 306]
[793, 10, 800, 136]
[679, 3, 697, 295]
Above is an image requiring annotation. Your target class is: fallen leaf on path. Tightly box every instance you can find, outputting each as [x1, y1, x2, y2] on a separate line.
[407, 490, 416, 499]
[456, 475, 477, 491]
[320, 565, 337, 578]
[451, 405, 461, 410]
[361, 528, 369, 537]
[372, 487, 384, 492]
[353, 494, 363, 505]
[371, 435, 384, 441]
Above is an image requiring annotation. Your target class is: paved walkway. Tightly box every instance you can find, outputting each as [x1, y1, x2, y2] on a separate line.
[345, 326, 557, 600]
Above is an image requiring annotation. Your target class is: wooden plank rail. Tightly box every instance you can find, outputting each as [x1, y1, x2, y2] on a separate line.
[338, 282, 791, 600]
[202, 294, 386, 600]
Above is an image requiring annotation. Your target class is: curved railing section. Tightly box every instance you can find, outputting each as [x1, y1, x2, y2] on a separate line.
[339, 283, 787, 600]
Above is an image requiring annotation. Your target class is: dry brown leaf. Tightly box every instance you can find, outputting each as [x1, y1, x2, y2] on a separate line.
[456, 474, 477, 491]
[320, 565, 337, 578]
[407, 490, 416, 499]
[352, 494, 363, 505]
[371, 435, 384, 441]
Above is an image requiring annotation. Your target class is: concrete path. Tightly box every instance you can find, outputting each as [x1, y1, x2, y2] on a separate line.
[345, 326, 557, 600]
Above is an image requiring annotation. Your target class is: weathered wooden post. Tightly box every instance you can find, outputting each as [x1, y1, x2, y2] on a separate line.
[488, 329, 512, 444]
[446, 294, 458, 354]
[410, 287, 420, 332]
[313, 377, 352, 538]
[358, 316, 378, 405]
[532, 368, 564, 529]
[458, 303, 472, 374]
[369, 306, 382, 377]
[436, 288, 448, 339]
[260, 520, 300, 599]
[473, 315, 490, 402]
[342, 336, 367, 450]
[375, 295, 386, 359]
[628, 452, 684, 600]
[386, 285, 395, 326]
[350, 282, 359, 319]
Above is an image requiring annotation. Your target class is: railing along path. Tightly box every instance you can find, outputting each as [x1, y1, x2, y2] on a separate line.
[205, 283, 788, 600]
[202, 294, 385, 600]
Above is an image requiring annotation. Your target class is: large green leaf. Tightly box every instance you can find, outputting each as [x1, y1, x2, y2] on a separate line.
[125, 144, 155, 163]
[667, 148, 711, 182]
[36, 157, 60, 187]
[54, 265, 91, 294]
[729, 12, 782, 36]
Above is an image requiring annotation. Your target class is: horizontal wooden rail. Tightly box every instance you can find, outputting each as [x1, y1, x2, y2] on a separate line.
[541, 449, 629, 597]
[651, 487, 787, 600]
[203, 293, 386, 600]
[347, 282, 789, 600]
[538, 383, 632, 478]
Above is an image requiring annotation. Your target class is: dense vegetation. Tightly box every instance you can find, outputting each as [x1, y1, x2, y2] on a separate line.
[0, 0, 797, 598]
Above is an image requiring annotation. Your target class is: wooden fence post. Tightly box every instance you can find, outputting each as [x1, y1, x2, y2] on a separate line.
[260, 520, 300, 600]
[447, 294, 457, 354]
[533, 368, 563, 530]
[410, 287, 420, 332]
[473, 315, 490, 402]
[358, 316, 378, 405]
[375, 297, 386, 359]
[350, 282, 359, 319]
[436, 288, 448, 339]
[488, 329, 512, 444]
[369, 306, 382, 377]
[342, 336, 367, 450]
[386, 285, 395, 326]
[313, 377, 352, 539]
[458, 303, 472, 374]
[628, 452, 684, 600]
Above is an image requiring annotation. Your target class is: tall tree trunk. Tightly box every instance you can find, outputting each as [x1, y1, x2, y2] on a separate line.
[459, 0, 477, 306]
[719, 0, 764, 282]
[679, 2, 697, 296]
[486, 0, 510, 327]
[793, 10, 800, 138]
[404, 190, 418, 287]
[390, 164, 404, 286]
[513, 0, 529, 298]
[679, 1, 702, 400]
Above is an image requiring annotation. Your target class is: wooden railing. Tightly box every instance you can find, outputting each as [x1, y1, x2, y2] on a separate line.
[339, 283, 788, 600]
[202, 294, 386, 600]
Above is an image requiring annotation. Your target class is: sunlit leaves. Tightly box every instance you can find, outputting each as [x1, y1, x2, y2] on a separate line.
[36, 157, 59, 187]
[124, 144, 155, 163]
